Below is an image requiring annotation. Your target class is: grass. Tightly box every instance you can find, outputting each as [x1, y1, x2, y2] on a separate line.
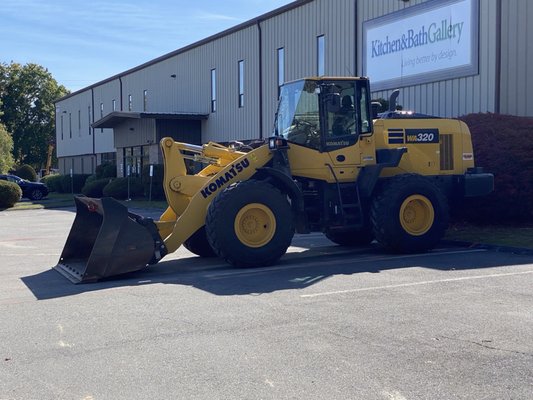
[2, 192, 168, 212]
[445, 222, 533, 249]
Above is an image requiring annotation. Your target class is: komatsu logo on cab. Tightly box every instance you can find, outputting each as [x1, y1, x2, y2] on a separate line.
[200, 158, 250, 198]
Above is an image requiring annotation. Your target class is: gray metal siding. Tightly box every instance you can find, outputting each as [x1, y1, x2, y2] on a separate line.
[114, 119, 156, 149]
[92, 80, 120, 153]
[55, 0, 531, 171]
[500, 0, 533, 116]
[358, 0, 498, 118]
[121, 25, 260, 143]
[261, 0, 357, 135]
[55, 91, 93, 157]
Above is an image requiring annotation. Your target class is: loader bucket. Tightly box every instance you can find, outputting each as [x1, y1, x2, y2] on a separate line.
[54, 196, 166, 284]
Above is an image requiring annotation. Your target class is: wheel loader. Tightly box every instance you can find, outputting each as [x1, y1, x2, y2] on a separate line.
[54, 77, 493, 283]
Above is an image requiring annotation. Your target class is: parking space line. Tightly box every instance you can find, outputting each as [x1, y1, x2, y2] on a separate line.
[202, 249, 488, 279]
[300, 270, 533, 298]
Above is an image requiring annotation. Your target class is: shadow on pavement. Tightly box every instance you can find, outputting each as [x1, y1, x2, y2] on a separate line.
[21, 243, 533, 301]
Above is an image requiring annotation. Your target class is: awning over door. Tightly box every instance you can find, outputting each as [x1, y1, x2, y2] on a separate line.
[92, 112, 208, 129]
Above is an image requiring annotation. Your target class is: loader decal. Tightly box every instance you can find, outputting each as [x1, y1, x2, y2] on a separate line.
[200, 158, 251, 198]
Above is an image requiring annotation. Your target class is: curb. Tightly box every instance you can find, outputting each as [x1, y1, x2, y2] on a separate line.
[441, 240, 533, 256]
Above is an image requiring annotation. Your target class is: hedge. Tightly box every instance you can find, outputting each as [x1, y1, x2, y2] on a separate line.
[81, 178, 113, 198]
[41, 174, 63, 192]
[141, 164, 165, 200]
[60, 174, 91, 193]
[0, 180, 22, 209]
[15, 164, 37, 182]
[102, 177, 143, 199]
[456, 113, 533, 224]
[95, 162, 117, 179]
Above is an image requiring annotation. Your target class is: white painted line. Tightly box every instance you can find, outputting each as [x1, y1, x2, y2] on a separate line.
[301, 270, 533, 298]
[203, 249, 488, 279]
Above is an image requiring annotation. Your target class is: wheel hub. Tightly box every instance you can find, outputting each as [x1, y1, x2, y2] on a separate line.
[399, 195, 435, 236]
[234, 203, 276, 248]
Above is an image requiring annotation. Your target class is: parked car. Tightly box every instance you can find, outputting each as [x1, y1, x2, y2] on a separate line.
[0, 174, 49, 200]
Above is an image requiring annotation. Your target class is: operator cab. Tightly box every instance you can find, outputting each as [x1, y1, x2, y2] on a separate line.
[275, 77, 373, 152]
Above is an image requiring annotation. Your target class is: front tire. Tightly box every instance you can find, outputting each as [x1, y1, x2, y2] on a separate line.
[183, 226, 217, 257]
[206, 180, 294, 267]
[371, 174, 449, 253]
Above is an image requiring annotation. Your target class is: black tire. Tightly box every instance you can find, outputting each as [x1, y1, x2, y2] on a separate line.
[206, 180, 294, 267]
[183, 226, 217, 257]
[29, 189, 44, 200]
[325, 226, 374, 246]
[371, 174, 449, 253]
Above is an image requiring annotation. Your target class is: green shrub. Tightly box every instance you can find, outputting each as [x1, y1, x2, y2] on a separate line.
[60, 174, 90, 193]
[84, 174, 99, 185]
[141, 164, 165, 200]
[81, 178, 113, 198]
[0, 180, 22, 209]
[455, 113, 533, 224]
[102, 177, 143, 199]
[95, 162, 117, 179]
[15, 164, 37, 182]
[41, 174, 63, 192]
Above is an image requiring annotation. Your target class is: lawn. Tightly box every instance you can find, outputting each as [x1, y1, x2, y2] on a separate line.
[445, 223, 533, 249]
[3, 193, 168, 212]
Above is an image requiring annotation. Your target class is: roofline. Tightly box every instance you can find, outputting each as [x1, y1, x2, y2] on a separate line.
[56, 0, 314, 103]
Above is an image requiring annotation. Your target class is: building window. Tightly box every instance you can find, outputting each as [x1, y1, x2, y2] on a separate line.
[60, 115, 64, 140]
[128, 94, 132, 111]
[317, 35, 325, 76]
[211, 69, 217, 113]
[277, 47, 285, 98]
[238, 60, 245, 108]
[122, 146, 146, 178]
[143, 90, 148, 111]
[69, 113, 72, 138]
[88, 106, 92, 135]
[100, 102, 104, 133]
[112, 99, 116, 111]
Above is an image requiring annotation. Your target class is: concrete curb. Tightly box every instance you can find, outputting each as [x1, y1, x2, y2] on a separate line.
[441, 240, 533, 256]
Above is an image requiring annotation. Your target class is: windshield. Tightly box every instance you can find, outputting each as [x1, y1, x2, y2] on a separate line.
[275, 80, 321, 149]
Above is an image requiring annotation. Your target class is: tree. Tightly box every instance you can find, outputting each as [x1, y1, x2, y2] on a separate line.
[0, 123, 14, 174]
[0, 62, 69, 169]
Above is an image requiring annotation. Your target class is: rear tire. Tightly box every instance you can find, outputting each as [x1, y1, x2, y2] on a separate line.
[206, 180, 294, 267]
[29, 189, 44, 200]
[371, 174, 449, 253]
[183, 226, 217, 257]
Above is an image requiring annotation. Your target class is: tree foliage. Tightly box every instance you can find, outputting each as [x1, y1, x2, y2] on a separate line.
[0, 62, 69, 168]
[0, 123, 14, 174]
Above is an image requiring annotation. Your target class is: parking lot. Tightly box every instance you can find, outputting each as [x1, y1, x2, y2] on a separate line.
[1, 207, 532, 400]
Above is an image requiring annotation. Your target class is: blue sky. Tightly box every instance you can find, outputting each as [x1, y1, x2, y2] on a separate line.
[1, 0, 293, 92]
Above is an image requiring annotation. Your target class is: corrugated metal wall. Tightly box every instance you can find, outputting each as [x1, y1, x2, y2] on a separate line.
[56, 0, 531, 173]
[358, 0, 498, 118]
[92, 80, 120, 153]
[121, 25, 261, 143]
[261, 0, 357, 135]
[55, 91, 93, 158]
[500, 0, 533, 116]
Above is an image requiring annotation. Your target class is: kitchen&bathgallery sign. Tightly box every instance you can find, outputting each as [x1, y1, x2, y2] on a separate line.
[363, 0, 479, 91]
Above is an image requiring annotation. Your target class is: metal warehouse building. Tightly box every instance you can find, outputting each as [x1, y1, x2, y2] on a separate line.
[55, 0, 533, 176]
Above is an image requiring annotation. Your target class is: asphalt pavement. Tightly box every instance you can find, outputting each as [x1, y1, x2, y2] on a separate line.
[1, 208, 532, 400]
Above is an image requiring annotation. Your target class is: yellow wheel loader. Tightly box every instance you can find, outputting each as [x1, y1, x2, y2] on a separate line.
[54, 77, 493, 283]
